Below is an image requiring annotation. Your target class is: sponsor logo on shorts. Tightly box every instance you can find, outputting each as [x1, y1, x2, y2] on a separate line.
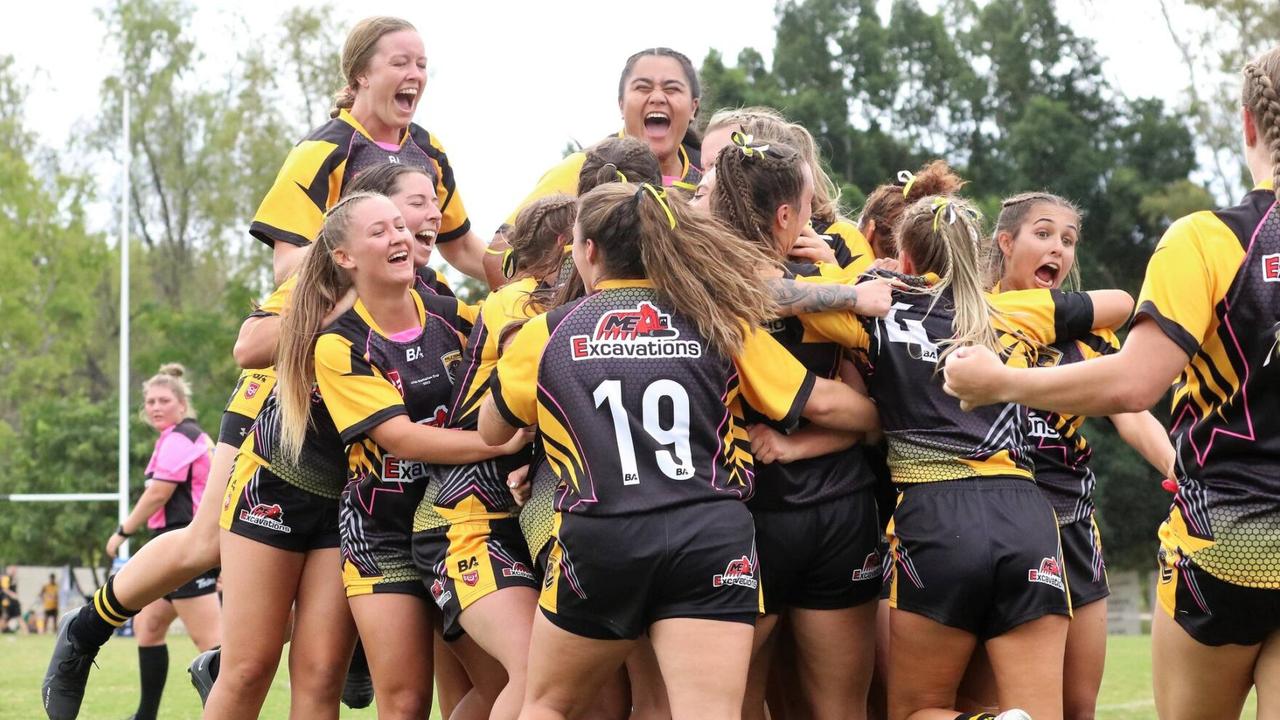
[1263, 253, 1280, 282]
[238, 503, 292, 534]
[430, 578, 453, 608]
[713, 556, 759, 589]
[543, 556, 558, 589]
[502, 562, 535, 581]
[1027, 556, 1064, 590]
[570, 302, 702, 361]
[1027, 414, 1061, 440]
[851, 551, 882, 582]
[458, 557, 480, 586]
[195, 577, 216, 589]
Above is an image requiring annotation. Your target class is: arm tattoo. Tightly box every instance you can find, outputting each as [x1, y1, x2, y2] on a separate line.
[769, 279, 858, 317]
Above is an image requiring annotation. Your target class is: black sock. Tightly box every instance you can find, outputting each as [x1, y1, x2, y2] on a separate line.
[209, 646, 221, 681]
[348, 639, 369, 676]
[954, 714, 996, 720]
[134, 644, 168, 720]
[70, 575, 139, 649]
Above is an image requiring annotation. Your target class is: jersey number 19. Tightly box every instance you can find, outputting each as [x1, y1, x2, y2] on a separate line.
[593, 379, 694, 485]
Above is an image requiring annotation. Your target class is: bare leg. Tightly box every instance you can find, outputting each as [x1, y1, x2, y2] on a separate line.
[626, 638, 670, 720]
[349, 593, 435, 720]
[434, 630, 474, 719]
[791, 602, 878, 720]
[743, 614, 779, 720]
[887, 609, 976, 720]
[650, 617, 754, 720]
[458, 586, 539, 720]
[1253, 630, 1280, 720]
[170, 593, 221, 650]
[1151, 608, 1257, 720]
[985, 615, 1069, 719]
[284, 548, 355, 720]
[1062, 598, 1107, 720]
[518, 610, 634, 720]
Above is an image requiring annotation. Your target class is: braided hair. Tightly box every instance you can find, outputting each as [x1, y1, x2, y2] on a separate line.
[1243, 47, 1280, 201]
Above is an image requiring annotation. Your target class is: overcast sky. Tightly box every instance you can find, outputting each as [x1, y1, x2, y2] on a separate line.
[8, 0, 1207, 244]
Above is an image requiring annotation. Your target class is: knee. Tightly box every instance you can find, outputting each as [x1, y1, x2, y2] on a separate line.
[377, 687, 432, 719]
[133, 617, 169, 644]
[289, 653, 347, 699]
[219, 649, 282, 696]
[189, 526, 221, 569]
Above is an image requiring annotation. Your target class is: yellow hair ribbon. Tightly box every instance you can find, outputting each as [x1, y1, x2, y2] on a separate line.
[638, 183, 677, 229]
[617, 170, 628, 182]
[897, 170, 917, 199]
[930, 196, 958, 233]
[730, 130, 771, 158]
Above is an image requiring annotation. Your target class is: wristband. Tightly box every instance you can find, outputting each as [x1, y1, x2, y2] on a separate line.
[115, 525, 132, 538]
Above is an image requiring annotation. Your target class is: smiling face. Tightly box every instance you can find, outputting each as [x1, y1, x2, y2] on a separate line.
[387, 171, 441, 268]
[332, 195, 417, 289]
[355, 30, 427, 134]
[998, 202, 1079, 290]
[620, 55, 698, 169]
[143, 385, 185, 432]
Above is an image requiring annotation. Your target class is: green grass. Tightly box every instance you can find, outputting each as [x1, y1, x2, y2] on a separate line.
[0, 633, 1257, 719]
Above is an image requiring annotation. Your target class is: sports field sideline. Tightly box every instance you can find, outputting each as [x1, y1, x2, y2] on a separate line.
[2, 633, 1257, 719]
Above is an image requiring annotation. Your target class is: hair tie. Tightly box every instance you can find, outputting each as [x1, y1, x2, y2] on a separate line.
[930, 197, 958, 232]
[602, 162, 628, 183]
[617, 170, 628, 182]
[636, 183, 677, 229]
[897, 170, 917, 199]
[730, 130, 771, 158]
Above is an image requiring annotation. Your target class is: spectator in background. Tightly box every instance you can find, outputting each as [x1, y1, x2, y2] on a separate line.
[41, 574, 60, 634]
[1, 566, 19, 633]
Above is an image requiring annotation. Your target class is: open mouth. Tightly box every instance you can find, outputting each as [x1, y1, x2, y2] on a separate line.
[1034, 262, 1060, 288]
[643, 111, 671, 140]
[414, 229, 437, 245]
[388, 249, 410, 266]
[394, 86, 418, 113]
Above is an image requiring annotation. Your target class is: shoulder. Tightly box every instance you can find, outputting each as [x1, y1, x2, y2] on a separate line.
[302, 115, 359, 147]
[172, 419, 206, 442]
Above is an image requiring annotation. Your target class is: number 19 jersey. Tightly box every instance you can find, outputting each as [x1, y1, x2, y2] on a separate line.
[492, 279, 816, 517]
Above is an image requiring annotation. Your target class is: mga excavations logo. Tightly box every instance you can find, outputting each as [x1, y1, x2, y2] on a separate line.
[238, 503, 291, 534]
[571, 302, 702, 361]
[503, 562, 535, 580]
[1263, 253, 1280, 283]
[430, 578, 453, 608]
[713, 556, 759, 589]
[1028, 556, 1064, 590]
[851, 551, 883, 582]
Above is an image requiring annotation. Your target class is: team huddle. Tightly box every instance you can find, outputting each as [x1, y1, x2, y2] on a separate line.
[38, 14, 1280, 720]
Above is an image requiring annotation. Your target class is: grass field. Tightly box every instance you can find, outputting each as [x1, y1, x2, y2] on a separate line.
[0, 632, 1257, 719]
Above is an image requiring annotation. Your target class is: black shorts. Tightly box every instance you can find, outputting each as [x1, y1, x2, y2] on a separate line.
[1157, 545, 1280, 646]
[1061, 515, 1109, 608]
[541, 501, 760, 640]
[220, 458, 340, 553]
[413, 517, 538, 641]
[878, 533, 893, 601]
[753, 490, 882, 613]
[166, 568, 219, 601]
[218, 371, 275, 447]
[339, 477, 425, 599]
[888, 478, 1069, 639]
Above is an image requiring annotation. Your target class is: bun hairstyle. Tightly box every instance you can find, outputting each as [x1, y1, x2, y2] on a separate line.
[861, 160, 966, 258]
[331, 16, 417, 119]
[141, 363, 195, 419]
[1243, 45, 1280, 200]
[895, 195, 1003, 363]
[577, 137, 663, 195]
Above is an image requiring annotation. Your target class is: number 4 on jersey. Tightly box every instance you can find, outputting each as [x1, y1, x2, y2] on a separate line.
[593, 379, 694, 485]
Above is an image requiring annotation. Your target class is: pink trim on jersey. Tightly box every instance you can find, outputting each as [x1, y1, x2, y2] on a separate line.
[388, 326, 423, 343]
[144, 423, 212, 529]
[375, 140, 402, 152]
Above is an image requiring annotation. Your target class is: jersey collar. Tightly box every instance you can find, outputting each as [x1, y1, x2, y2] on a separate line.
[614, 129, 695, 184]
[341, 109, 407, 148]
[593, 278, 655, 291]
[1256, 179, 1276, 191]
[354, 287, 425, 338]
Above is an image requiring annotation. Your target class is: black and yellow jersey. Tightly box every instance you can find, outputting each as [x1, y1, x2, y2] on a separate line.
[802, 276, 1096, 485]
[1024, 330, 1120, 525]
[492, 279, 816, 516]
[219, 277, 296, 445]
[314, 289, 476, 536]
[1139, 183, 1280, 588]
[241, 390, 348, 499]
[416, 266, 455, 298]
[432, 277, 546, 523]
[746, 263, 874, 510]
[812, 217, 875, 274]
[503, 134, 702, 225]
[251, 109, 470, 248]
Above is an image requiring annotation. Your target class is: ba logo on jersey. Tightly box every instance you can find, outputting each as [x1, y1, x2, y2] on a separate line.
[238, 503, 292, 533]
[713, 556, 759, 589]
[1027, 556, 1064, 590]
[1263, 253, 1280, 283]
[851, 551, 883, 582]
[571, 302, 702, 360]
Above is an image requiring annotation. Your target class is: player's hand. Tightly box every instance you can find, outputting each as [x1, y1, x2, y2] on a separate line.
[322, 287, 357, 326]
[870, 257, 902, 273]
[789, 227, 838, 265]
[506, 465, 531, 506]
[851, 277, 906, 318]
[942, 346, 1009, 410]
[500, 428, 535, 456]
[105, 533, 125, 559]
[748, 424, 794, 464]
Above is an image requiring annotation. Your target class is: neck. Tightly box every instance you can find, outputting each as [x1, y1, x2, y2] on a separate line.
[357, 279, 418, 334]
[1247, 148, 1273, 188]
[349, 100, 401, 145]
[659, 148, 682, 179]
[998, 273, 1031, 291]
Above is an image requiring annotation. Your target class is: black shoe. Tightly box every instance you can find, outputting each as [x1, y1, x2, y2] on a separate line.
[340, 664, 374, 709]
[187, 647, 220, 707]
[41, 610, 99, 720]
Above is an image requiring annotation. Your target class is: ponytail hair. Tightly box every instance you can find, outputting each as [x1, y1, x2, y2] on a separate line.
[140, 363, 195, 421]
[331, 16, 417, 119]
[709, 133, 805, 257]
[576, 183, 777, 357]
[508, 194, 577, 310]
[988, 191, 1082, 289]
[577, 137, 662, 195]
[895, 195, 1001, 362]
[1243, 46, 1280, 201]
[276, 192, 382, 462]
[861, 160, 966, 258]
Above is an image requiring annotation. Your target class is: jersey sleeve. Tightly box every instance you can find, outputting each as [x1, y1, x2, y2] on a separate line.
[824, 219, 875, 272]
[992, 289, 1094, 346]
[503, 153, 587, 226]
[1077, 329, 1121, 360]
[787, 277, 872, 351]
[249, 275, 297, 318]
[314, 333, 407, 443]
[490, 313, 550, 429]
[1135, 213, 1233, 359]
[416, 129, 472, 243]
[149, 432, 206, 483]
[249, 140, 343, 249]
[734, 326, 817, 430]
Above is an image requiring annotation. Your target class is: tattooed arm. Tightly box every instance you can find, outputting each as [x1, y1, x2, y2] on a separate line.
[769, 277, 896, 318]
